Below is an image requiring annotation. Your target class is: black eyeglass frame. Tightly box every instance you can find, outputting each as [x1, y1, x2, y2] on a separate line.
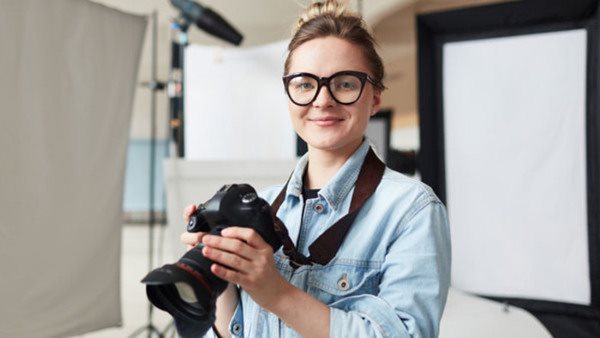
[282, 70, 378, 106]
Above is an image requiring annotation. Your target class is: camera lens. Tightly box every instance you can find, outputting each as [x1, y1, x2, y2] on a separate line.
[141, 183, 282, 338]
[175, 282, 198, 303]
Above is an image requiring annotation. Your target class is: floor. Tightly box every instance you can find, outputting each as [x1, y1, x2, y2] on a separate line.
[74, 225, 179, 338]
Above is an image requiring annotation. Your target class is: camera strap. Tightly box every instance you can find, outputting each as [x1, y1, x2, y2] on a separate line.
[270, 147, 385, 269]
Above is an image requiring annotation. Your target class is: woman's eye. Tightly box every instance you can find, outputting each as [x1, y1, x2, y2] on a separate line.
[336, 81, 357, 90]
[294, 82, 314, 91]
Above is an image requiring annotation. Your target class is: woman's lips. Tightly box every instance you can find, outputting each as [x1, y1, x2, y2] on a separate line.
[309, 117, 344, 127]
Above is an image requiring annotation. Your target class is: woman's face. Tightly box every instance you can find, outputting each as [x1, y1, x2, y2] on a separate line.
[286, 37, 381, 155]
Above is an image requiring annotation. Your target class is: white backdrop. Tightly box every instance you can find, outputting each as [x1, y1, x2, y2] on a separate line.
[184, 40, 296, 160]
[443, 29, 589, 305]
[0, 1, 146, 337]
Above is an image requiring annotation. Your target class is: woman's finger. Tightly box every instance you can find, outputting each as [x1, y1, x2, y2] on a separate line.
[202, 234, 255, 260]
[221, 227, 269, 249]
[182, 204, 196, 222]
[180, 231, 205, 246]
[210, 263, 243, 285]
[202, 245, 249, 273]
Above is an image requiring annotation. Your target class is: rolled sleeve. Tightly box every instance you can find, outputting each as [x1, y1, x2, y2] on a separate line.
[330, 200, 451, 338]
[330, 295, 411, 338]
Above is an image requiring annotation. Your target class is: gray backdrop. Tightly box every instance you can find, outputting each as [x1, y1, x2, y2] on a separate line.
[0, 0, 146, 336]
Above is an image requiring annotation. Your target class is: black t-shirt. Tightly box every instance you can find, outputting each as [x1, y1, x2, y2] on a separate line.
[302, 186, 320, 200]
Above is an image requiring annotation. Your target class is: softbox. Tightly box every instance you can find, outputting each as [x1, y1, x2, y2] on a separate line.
[417, 0, 600, 336]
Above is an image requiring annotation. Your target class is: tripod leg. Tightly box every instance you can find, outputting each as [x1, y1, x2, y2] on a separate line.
[128, 323, 164, 338]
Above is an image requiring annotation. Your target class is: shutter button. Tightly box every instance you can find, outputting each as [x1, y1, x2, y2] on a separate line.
[337, 273, 350, 291]
[314, 203, 324, 213]
[232, 323, 242, 335]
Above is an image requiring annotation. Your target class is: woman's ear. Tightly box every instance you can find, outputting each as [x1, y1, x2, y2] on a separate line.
[370, 89, 382, 116]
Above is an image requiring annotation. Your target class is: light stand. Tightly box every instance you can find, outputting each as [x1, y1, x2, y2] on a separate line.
[129, 10, 166, 338]
[166, 0, 243, 158]
[133, 2, 242, 337]
[167, 20, 188, 158]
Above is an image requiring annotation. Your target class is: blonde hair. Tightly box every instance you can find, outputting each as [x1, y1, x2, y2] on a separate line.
[295, 1, 348, 32]
[285, 0, 385, 90]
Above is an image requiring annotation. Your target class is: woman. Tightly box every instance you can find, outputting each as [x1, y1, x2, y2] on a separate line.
[181, 1, 451, 337]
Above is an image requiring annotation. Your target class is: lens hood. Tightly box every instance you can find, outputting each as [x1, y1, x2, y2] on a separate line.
[142, 264, 215, 338]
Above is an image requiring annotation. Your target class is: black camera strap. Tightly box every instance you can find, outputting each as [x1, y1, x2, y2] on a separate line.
[270, 147, 385, 269]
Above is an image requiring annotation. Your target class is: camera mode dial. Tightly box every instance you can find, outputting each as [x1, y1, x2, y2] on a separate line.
[241, 192, 257, 204]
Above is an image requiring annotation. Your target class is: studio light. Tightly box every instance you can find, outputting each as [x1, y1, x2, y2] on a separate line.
[170, 0, 243, 45]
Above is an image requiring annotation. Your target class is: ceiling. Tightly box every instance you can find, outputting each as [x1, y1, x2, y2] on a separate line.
[91, 0, 415, 47]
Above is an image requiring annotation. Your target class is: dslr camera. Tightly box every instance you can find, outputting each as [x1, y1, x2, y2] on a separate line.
[141, 184, 282, 338]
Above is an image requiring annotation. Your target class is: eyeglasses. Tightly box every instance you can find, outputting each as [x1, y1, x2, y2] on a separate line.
[282, 70, 378, 106]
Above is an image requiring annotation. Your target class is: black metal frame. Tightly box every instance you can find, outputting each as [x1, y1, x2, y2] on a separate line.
[369, 109, 392, 162]
[417, 0, 600, 336]
[129, 10, 166, 338]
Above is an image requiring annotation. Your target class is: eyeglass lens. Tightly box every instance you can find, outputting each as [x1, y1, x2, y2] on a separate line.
[287, 73, 363, 105]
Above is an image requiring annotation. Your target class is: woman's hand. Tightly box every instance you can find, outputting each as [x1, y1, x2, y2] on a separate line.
[179, 204, 206, 251]
[203, 227, 330, 337]
[200, 227, 292, 312]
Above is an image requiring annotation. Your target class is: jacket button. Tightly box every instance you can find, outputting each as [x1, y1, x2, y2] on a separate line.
[314, 203, 324, 213]
[232, 323, 242, 335]
[337, 273, 350, 291]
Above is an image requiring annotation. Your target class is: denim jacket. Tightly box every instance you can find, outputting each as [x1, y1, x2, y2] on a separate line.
[212, 140, 451, 338]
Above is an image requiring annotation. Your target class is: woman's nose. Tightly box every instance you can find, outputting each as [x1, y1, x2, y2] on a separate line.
[312, 84, 335, 107]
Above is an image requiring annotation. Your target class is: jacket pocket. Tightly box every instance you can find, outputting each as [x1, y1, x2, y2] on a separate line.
[307, 262, 379, 305]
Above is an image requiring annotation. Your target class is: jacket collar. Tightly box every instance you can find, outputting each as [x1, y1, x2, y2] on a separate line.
[285, 139, 371, 211]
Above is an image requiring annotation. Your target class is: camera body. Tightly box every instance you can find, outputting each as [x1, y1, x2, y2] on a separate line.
[142, 184, 282, 338]
[187, 183, 282, 249]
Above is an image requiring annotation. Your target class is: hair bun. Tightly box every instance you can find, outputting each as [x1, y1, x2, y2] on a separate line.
[285, 0, 385, 90]
[295, 0, 352, 31]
